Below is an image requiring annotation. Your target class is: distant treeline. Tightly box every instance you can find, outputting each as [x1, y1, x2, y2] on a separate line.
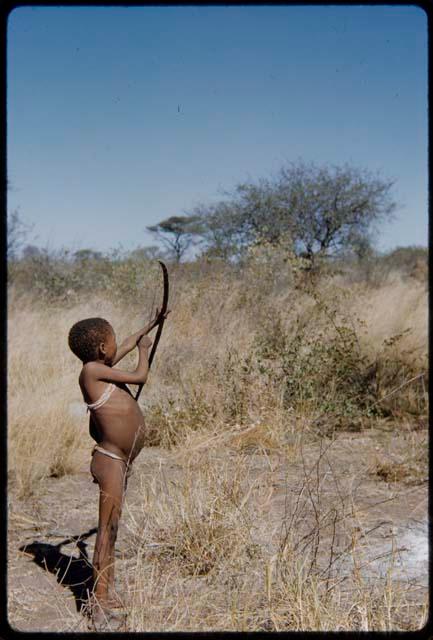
[7, 241, 427, 304]
[7, 159, 427, 301]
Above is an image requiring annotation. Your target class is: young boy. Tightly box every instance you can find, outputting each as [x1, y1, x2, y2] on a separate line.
[68, 309, 168, 630]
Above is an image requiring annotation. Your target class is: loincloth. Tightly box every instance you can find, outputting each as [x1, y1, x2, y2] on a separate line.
[90, 445, 133, 484]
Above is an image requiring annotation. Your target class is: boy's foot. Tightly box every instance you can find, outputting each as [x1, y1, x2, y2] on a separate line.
[105, 590, 126, 610]
[89, 605, 127, 632]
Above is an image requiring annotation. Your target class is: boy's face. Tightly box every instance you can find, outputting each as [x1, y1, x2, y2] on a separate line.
[101, 328, 117, 365]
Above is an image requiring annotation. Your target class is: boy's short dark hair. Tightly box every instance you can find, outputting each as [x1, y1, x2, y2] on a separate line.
[68, 317, 113, 363]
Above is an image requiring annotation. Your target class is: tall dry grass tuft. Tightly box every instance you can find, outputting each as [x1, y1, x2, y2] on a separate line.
[125, 452, 257, 577]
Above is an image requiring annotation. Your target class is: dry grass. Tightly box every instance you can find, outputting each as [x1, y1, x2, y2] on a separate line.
[117, 438, 427, 631]
[7, 259, 428, 630]
[8, 264, 427, 489]
[125, 452, 258, 578]
[369, 429, 428, 485]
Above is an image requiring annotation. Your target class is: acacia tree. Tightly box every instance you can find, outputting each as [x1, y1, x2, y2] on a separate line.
[146, 215, 202, 263]
[73, 249, 104, 263]
[191, 161, 397, 264]
[274, 162, 396, 262]
[191, 201, 247, 260]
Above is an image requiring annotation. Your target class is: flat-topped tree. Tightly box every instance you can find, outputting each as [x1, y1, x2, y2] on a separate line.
[147, 215, 202, 263]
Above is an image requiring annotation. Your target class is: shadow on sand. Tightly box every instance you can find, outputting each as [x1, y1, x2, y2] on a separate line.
[19, 527, 97, 614]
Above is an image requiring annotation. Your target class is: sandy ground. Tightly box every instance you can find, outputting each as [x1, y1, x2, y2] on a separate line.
[8, 428, 428, 632]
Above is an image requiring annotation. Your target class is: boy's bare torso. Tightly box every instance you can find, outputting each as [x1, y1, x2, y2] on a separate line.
[80, 369, 146, 463]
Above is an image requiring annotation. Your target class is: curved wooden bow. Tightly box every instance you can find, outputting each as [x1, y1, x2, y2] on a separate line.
[135, 260, 169, 401]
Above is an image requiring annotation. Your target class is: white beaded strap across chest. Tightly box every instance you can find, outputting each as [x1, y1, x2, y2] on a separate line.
[86, 383, 116, 412]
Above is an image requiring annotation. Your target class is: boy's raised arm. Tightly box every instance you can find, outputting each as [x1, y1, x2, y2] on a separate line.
[111, 308, 169, 365]
[87, 336, 151, 385]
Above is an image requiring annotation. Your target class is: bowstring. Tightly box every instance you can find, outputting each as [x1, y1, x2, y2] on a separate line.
[135, 262, 162, 400]
[134, 265, 157, 394]
[147, 263, 158, 323]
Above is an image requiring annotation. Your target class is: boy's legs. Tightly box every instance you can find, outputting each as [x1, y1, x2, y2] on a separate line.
[91, 453, 126, 608]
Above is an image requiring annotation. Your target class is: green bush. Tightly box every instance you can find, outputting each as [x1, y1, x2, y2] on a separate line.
[254, 290, 377, 429]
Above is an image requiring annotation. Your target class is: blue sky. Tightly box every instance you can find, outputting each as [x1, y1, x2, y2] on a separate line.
[7, 5, 427, 256]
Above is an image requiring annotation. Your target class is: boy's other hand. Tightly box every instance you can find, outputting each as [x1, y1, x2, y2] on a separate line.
[153, 306, 171, 325]
[138, 335, 153, 350]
